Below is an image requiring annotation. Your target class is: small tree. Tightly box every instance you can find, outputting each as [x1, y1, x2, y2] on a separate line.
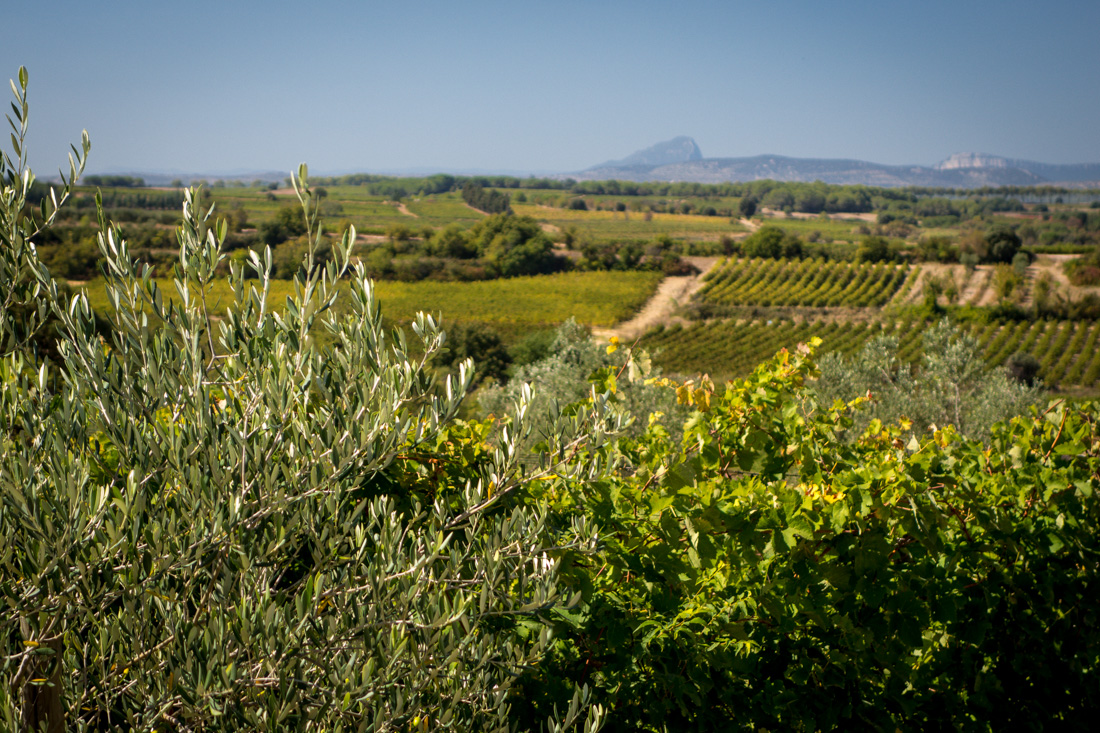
[814, 320, 1043, 439]
[738, 196, 757, 218]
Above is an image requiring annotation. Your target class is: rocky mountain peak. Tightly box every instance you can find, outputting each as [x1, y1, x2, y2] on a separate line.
[598, 136, 702, 169]
[935, 152, 1011, 170]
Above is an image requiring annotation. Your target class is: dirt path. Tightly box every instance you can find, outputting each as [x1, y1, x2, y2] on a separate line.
[396, 202, 418, 218]
[592, 256, 719, 342]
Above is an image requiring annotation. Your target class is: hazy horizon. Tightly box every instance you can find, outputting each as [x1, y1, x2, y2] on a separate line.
[6, 0, 1100, 177]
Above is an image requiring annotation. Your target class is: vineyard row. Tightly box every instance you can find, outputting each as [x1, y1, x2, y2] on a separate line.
[697, 257, 910, 308]
[639, 318, 1100, 389]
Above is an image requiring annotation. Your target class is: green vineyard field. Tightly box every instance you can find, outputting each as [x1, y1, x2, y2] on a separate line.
[640, 317, 1100, 389]
[696, 257, 910, 308]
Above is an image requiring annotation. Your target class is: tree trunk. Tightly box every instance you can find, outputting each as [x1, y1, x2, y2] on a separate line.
[16, 620, 65, 733]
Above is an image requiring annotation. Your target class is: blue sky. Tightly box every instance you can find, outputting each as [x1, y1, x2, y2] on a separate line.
[5, 0, 1099, 177]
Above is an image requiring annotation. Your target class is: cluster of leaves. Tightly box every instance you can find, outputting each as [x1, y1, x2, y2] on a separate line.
[516, 339, 1100, 731]
[736, 225, 804, 259]
[913, 224, 1022, 265]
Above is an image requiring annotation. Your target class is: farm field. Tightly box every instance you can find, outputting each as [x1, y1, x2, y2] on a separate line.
[639, 317, 1100, 391]
[697, 257, 910, 308]
[208, 189, 482, 233]
[77, 270, 662, 333]
[511, 203, 746, 244]
[63, 179, 1100, 400]
[750, 214, 865, 243]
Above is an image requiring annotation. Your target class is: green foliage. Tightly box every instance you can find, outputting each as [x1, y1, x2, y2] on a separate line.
[428, 222, 478, 259]
[985, 223, 1023, 263]
[466, 213, 560, 278]
[462, 181, 512, 215]
[83, 174, 144, 188]
[739, 224, 803, 259]
[815, 320, 1044, 439]
[695, 257, 909, 310]
[478, 320, 683, 444]
[1, 84, 608, 731]
[520, 340, 1100, 730]
[0, 66, 90, 362]
[435, 322, 512, 387]
[737, 195, 757, 218]
[1064, 245, 1100, 286]
[856, 234, 893, 263]
[258, 204, 308, 246]
[641, 316, 1100, 392]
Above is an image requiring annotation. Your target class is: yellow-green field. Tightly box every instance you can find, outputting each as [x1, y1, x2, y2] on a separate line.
[78, 270, 662, 331]
[512, 203, 746, 243]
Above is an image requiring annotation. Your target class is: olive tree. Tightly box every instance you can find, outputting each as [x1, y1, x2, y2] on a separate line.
[814, 320, 1044, 440]
[0, 69, 607, 732]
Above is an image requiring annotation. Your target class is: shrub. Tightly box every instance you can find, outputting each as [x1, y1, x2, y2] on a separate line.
[741, 225, 802, 259]
[814, 320, 1043, 439]
[520, 340, 1099, 730]
[1006, 351, 1041, 386]
[1, 76, 606, 732]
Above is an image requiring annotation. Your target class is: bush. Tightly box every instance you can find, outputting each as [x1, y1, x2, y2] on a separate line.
[1, 79, 606, 733]
[1006, 351, 1041, 386]
[985, 223, 1022, 263]
[434, 322, 512, 386]
[814, 320, 1043, 439]
[857, 234, 892, 263]
[738, 196, 757, 218]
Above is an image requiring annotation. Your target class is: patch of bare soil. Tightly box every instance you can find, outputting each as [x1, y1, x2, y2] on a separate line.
[1030, 254, 1098, 300]
[971, 267, 999, 307]
[396, 203, 418, 218]
[592, 257, 719, 342]
[899, 263, 952, 305]
[896, 263, 1001, 307]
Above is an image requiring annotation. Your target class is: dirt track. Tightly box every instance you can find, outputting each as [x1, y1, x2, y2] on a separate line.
[592, 257, 719, 342]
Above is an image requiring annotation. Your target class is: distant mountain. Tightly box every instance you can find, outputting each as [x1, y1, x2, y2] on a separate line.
[935, 153, 1100, 184]
[576, 142, 1100, 188]
[596, 136, 703, 169]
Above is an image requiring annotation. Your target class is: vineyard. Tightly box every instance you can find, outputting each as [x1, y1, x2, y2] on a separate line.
[696, 257, 911, 308]
[640, 317, 1100, 389]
